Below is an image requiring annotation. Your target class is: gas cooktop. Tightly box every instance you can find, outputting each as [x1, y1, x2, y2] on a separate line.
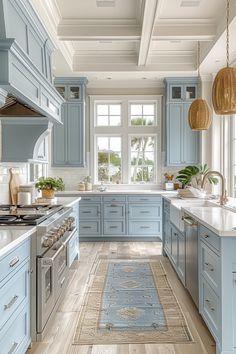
[0, 204, 64, 226]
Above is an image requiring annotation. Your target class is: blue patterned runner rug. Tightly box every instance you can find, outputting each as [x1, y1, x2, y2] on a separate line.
[73, 259, 193, 344]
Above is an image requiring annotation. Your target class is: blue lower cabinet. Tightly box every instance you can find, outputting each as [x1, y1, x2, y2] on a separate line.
[80, 221, 101, 235]
[104, 221, 126, 235]
[0, 239, 31, 354]
[79, 194, 162, 240]
[0, 302, 30, 354]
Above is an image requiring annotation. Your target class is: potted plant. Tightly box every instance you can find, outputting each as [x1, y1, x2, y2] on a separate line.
[176, 164, 218, 188]
[35, 177, 65, 199]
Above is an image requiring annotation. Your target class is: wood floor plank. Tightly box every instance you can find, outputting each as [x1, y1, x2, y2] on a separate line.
[28, 241, 215, 354]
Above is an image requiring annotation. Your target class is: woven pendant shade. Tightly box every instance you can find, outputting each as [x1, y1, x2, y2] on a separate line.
[212, 66, 236, 115]
[188, 99, 212, 130]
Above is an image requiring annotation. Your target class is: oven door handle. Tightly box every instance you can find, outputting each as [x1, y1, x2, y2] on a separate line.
[61, 227, 77, 246]
[41, 243, 65, 266]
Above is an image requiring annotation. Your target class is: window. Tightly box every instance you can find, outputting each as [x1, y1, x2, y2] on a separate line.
[130, 135, 156, 183]
[90, 95, 162, 185]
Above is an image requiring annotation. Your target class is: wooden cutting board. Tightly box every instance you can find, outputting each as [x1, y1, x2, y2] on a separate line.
[9, 168, 21, 204]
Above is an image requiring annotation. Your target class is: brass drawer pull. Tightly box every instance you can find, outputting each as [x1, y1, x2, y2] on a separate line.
[83, 211, 91, 214]
[140, 226, 150, 229]
[4, 295, 19, 310]
[110, 204, 119, 207]
[109, 226, 118, 229]
[9, 257, 20, 268]
[110, 211, 118, 213]
[8, 342, 18, 354]
[82, 226, 91, 229]
[140, 211, 149, 214]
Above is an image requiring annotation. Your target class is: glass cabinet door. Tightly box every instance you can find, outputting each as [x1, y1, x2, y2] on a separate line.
[170, 85, 183, 101]
[184, 85, 197, 100]
[68, 86, 80, 100]
[55, 86, 66, 99]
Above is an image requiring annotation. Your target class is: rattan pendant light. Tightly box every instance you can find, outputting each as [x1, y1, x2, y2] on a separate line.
[212, 0, 236, 115]
[188, 42, 212, 130]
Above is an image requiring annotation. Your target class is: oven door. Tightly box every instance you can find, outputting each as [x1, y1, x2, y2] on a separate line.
[37, 243, 67, 334]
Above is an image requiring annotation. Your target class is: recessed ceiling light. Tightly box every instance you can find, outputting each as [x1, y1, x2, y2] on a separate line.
[107, 77, 112, 80]
[142, 77, 147, 80]
[180, 0, 201, 7]
[96, 0, 115, 7]
[215, 59, 221, 63]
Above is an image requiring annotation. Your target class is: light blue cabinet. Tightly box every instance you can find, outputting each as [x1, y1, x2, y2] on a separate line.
[52, 78, 87, 167]
[76, 194, 162, 240]
[164, 78, 200, 166]
[0, 239, 31, 354]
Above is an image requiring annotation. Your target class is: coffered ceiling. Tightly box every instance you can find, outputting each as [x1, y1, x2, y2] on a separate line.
[32, 0, 236, 85]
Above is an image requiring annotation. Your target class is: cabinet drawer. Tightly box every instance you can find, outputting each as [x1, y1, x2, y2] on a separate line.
[104, 204, 125, 219]
[199, 225, 220, 252]
[0, 303, 30, 354]
[200, 242, 220, 295]
[104, 221, 126, 235]
[80, 221, 100, 235]
[129, 221, 161, 236]
[0, 261, 29, 331]
[0, 240, 30, 284]
[81, 196, 101, 203]
[79, 205, 101, 219]
[128, 195, 161, 203]
[128, 204, 161, 219]
[163, 199, 170, 214]
[200, 278, 220, 340]
[103, 195, 126, 203]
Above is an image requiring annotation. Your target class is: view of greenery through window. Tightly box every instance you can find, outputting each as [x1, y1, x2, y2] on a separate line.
[97, 137, 122, 183]
[130, 136, 155, 182]
[93, 99, 159, 184]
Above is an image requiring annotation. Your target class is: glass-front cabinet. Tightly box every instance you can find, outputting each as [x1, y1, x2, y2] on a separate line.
[169, 83, 197, 101]
[55, 83, 82, 101]
[53, 77, 88, 167]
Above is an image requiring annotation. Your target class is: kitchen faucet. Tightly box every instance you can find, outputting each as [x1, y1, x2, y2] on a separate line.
[201, 170, 228, 206]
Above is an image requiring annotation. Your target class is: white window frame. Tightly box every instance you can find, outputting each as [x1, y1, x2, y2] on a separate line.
[90, 95, 162, 185]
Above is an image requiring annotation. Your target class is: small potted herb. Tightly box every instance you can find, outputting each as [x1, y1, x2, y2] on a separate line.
[35, 177, 65, 199]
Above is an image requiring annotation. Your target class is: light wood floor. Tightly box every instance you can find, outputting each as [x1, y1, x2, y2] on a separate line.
[28, 242, 216, 354]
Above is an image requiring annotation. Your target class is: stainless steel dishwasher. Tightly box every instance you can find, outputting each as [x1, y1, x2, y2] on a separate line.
[183, 214, 199, 308]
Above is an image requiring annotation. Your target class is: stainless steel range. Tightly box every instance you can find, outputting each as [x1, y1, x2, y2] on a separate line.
[0, 203, 78, 341]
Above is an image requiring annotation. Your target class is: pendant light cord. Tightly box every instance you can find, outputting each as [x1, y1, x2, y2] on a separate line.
[197, 41, 200, 77]
[226, 0, 230, 67]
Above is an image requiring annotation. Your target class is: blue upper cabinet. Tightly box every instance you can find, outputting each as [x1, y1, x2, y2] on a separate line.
[52, 78, 87, 167]
[164, 78, 200, 166]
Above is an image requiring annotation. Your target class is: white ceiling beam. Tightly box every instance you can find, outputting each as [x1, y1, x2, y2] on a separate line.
[138, 0, 160, 66]
[153, 21, 216, 41]
[57, 19, 141, 41]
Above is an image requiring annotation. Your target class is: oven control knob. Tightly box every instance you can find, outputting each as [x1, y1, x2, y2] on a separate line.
[47, 231, 58, 242]
[42, 236, 54, 248]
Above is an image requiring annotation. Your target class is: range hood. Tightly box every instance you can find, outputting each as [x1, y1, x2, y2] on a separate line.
[0, 97, 43, 117]
[0, 0, 64, 123]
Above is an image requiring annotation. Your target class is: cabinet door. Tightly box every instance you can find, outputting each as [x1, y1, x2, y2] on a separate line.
[171, 227, 178, 266]
[183, 103, 199, 164]
[52, 104, 67, 166]
[67, 103, 85, 166]
[178, 231, 186, 285]
[167, 103, 182, 165]
[169, 84, 183, 101]
[68, 85, 81, 101]
[184, 84, 197, 100]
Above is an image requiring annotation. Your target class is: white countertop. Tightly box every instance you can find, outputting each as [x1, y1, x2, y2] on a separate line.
[55, 196, 81, 207]
[57, 190, 177, 196]
[182, 206, 236, 236]
[0, 226, 36, 257]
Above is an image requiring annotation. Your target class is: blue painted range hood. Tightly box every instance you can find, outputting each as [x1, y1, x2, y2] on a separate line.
[0, 0, 64, 123]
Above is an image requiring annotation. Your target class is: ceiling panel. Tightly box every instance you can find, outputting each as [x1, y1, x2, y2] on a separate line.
[56, 0, 138, 19]
[159, 0, 223, 21]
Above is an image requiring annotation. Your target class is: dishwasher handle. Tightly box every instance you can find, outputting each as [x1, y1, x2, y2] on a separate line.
[182, 216, 198, 227]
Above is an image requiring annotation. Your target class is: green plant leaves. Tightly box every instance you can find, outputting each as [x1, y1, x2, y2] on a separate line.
[176, 164, 218, 186]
